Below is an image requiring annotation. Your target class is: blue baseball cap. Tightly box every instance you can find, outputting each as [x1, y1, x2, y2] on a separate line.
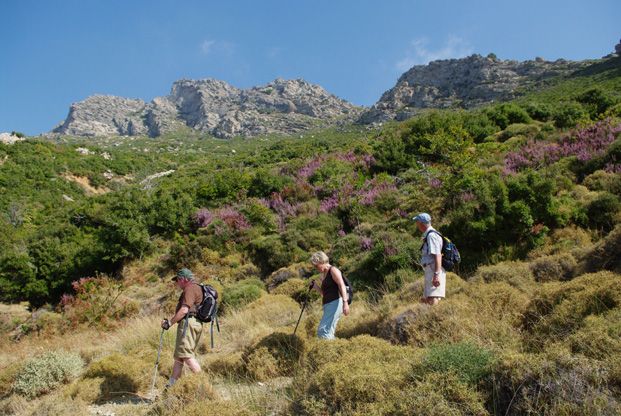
[412, 213, 431, 224]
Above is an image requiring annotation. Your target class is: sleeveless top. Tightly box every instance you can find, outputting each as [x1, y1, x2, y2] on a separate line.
[321, 266, 341, 305]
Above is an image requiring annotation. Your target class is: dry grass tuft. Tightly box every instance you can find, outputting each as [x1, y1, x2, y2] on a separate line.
[217, 294, 300, 353]
[523, 271, 621, 352]
[470, 261, 534, 291]
[529, 253, 577, 282]
[83, 352, 151, 400]
[487, 349, 621, 415]
[292, 335, 418, 415]
[242, 332, 306, 381]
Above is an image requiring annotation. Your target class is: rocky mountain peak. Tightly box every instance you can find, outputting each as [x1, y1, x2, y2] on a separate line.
[359, 53, 593, 123]
[53, 78, 361, 139]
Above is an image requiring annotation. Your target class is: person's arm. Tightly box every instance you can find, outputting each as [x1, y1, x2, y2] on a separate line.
[309, 278, 323, 295]
[433, 253, 442, 287]
[162, 305, 189, 329]
[330, 268, 350, 315]
[429, 232, 443, 287]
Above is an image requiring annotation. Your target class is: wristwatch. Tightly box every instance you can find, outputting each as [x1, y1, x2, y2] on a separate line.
[434, 271, 440, 275]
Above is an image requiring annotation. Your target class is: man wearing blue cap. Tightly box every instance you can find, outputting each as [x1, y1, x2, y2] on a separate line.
[413, 213, 446, 305]
[161, 268, 204, 387]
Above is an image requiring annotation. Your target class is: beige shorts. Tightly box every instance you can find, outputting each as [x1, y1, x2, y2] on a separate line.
[174, 316, 203, 359]
[424, 265, 446, 298]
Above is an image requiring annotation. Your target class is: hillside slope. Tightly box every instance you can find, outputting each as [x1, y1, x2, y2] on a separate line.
[1, 56, 621, 415]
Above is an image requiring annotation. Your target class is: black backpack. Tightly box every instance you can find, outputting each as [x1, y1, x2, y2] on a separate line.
[195, 284, 220, 348]
[195, 284, 218, 323]
[342, 275, 353, 305]
[421, 230, 461, 272]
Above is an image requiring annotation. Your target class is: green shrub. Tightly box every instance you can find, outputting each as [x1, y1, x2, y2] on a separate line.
[586, 192, 620, 232]
[496, 123, 540, 142]
[242, 332, 306, 381]
[583, 170, 621, 195]
[249, 234, 300, 276]
[270, 278, 308, 302]
[221, 279, 266, 311]
[413, 341, 495, 386]
[354, 231, 418, 286]
[13, 350, 84, 398]
[528, 225, 592, 258]
[486, 103, 532, 130]
[553, 102, 589, 128]
[523, 101, 553, 121]
[529, 253, 577, 282]
[576, 87, 618, 119]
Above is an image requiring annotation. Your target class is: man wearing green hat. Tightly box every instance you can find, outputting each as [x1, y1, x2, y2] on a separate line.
[161, 268, 204, 387]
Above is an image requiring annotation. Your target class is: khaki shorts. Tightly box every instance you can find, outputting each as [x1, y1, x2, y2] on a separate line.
[424, 265, 446, 298]
[174, 316, 203, 359]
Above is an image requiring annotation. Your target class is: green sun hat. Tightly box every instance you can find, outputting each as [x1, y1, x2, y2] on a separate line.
[172, 268, 194, 281]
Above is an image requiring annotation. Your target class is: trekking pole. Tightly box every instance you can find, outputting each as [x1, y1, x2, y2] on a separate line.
[293, 286, 313, 335]
[149, 328, 165, 398]
[210, 305, 220, 349]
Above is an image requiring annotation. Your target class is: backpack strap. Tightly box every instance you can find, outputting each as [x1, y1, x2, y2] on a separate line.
[420, 229, 443, 254]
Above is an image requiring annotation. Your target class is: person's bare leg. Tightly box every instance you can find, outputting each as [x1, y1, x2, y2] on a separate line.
[185, 357, 201, 373]
[171, 358, 184, 380]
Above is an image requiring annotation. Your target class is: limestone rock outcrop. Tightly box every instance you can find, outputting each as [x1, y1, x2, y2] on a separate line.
[359, 54, 592, 123]
[53, 78, 361, 139]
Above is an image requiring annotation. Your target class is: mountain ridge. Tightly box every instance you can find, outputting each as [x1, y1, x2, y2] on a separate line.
[52, 78, 362, 139]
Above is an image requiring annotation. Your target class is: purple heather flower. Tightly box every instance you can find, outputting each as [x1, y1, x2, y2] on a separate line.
[360, 237, 373, 251]
[504, 119, 621, 174]
[195, 208, 214, 228]
[429, 178, 443, 188]
[605, 163, 621, 174]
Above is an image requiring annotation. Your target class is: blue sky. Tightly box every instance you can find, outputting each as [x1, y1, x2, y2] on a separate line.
[1, 0, 619, 135]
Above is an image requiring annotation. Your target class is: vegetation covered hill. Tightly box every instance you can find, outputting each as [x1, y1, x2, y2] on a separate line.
[0, 56, 621, 415]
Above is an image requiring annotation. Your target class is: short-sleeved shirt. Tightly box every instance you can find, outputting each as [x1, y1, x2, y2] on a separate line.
[175, 283, 203, 315]
[421, 227, 443, 266]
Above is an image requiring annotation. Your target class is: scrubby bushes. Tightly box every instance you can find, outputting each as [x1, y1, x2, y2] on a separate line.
[529, 253, 577, 282]
[523, 271, 621, 351]
[292, 335, 417, 415]
[270, 278, 308, 302]
[487, 350, 621, 415]
[486, 103, 532, 130]
[82, 353, 151, 400]
[12, 350, 84, 398]
[471, 261, 534, 289]
[379, 277, 528, 350]
[242, 332, 306, 381]
[221, 278, 266, 311]
[577, 224, 621, 273]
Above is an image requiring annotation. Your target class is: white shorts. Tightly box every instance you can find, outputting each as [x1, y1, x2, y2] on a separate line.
[424, 265, 446, 298]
